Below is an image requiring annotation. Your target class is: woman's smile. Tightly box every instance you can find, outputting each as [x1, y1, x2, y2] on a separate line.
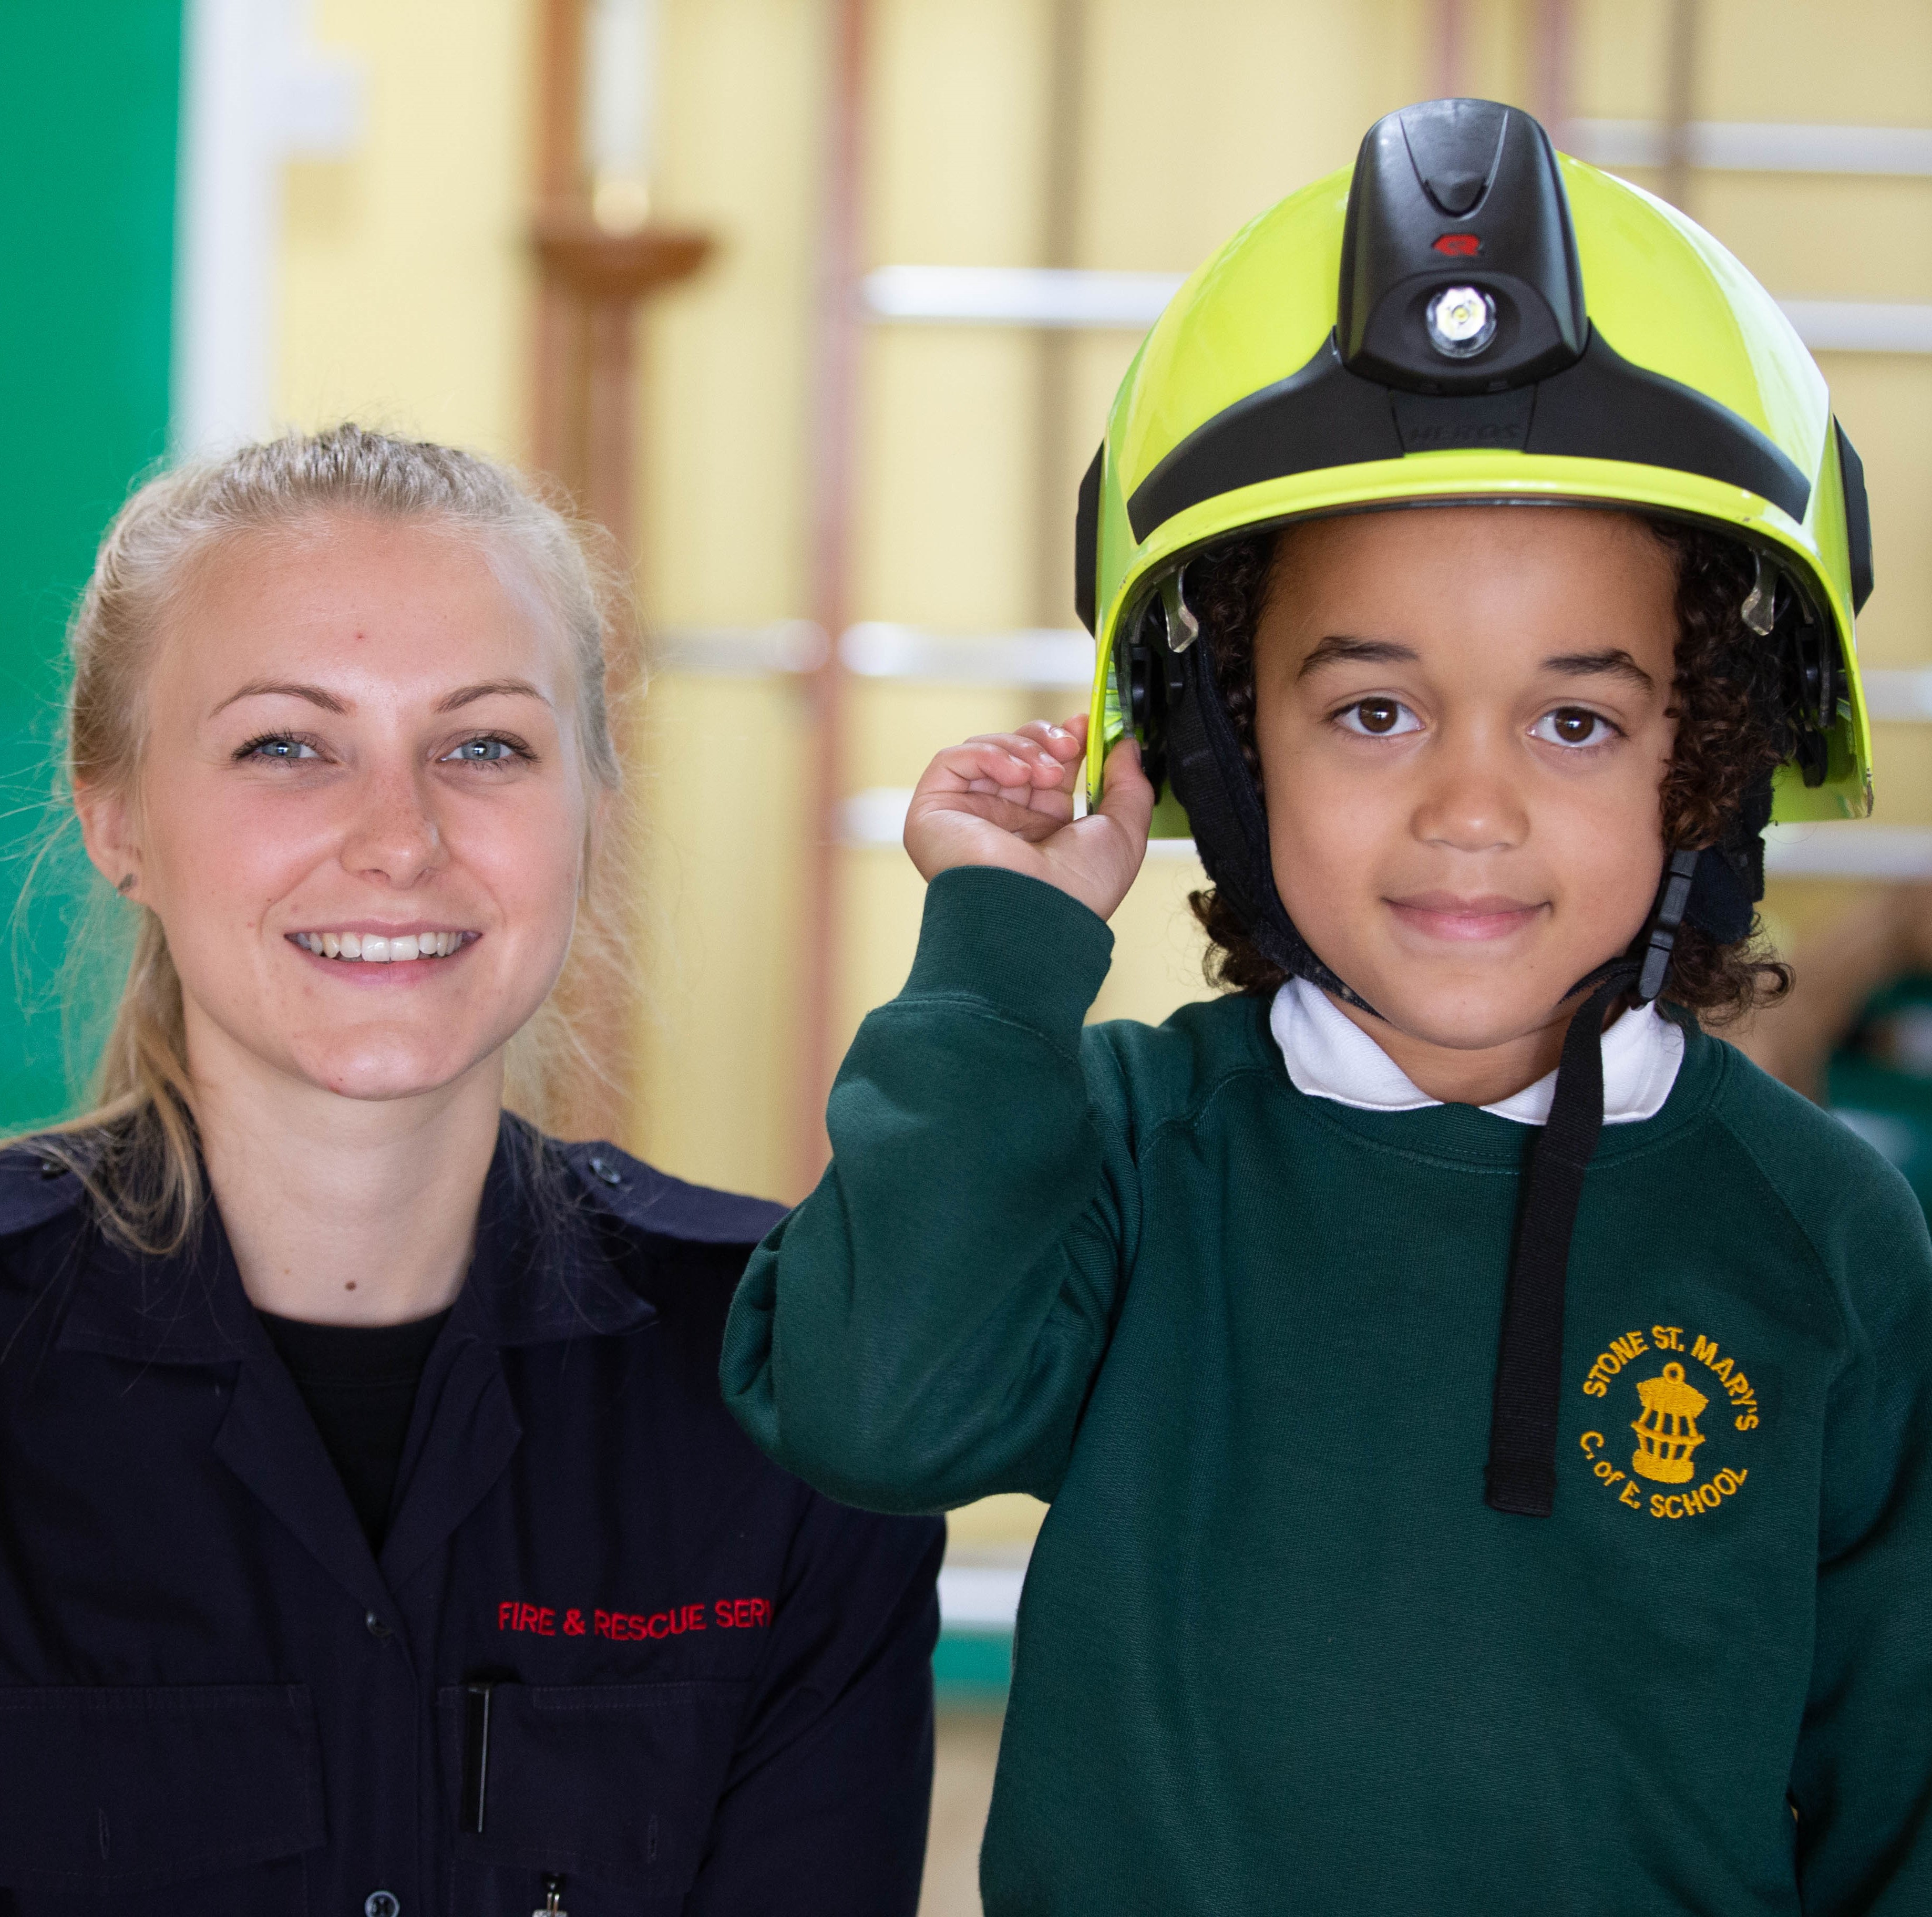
[289, 926, 479, 964]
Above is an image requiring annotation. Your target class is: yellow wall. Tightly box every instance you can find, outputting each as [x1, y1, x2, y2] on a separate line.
[272, 0, 1932, 1212]
[280, 0, 537, 458]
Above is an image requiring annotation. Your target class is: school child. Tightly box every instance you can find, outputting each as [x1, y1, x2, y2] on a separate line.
[722, 99, 1932, 1912]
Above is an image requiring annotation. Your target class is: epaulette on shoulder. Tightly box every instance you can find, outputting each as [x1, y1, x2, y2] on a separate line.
[0, 1142, 89, 1242]
[559, 1139, 787, 1246]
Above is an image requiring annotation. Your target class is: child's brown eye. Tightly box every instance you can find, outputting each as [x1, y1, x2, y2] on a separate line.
[1336, 697, 1420, 738]
[1532, 707, 1610, 747]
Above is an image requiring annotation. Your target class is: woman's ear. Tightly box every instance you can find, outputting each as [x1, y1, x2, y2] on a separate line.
[74, 781, 143, 902]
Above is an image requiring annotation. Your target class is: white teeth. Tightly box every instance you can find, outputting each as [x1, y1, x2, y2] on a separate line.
[296, 930, 468, 962]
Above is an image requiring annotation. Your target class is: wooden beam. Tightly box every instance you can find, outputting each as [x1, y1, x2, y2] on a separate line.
[527, 0, 711, 1148]
[796, 0, 870, 1195]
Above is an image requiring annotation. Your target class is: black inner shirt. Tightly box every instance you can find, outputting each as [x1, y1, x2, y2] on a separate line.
[258, 1308, 453, 1549]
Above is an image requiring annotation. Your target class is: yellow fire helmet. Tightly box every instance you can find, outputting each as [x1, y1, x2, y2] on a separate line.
[1078, 98, 1873, 973]
[1070, 98, 1877, 1520]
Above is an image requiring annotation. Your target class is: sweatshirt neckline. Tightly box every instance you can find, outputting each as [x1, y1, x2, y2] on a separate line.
[1245, 996, 1727, 1169]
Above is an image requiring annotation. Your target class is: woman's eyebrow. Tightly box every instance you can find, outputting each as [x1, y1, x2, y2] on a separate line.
[1296, 635, 1420, 677]
[436, 679, 552, 713]
[1542, 648, 1656, 691]
[210, 681, 346, 716]
[209, 678, 554, 717]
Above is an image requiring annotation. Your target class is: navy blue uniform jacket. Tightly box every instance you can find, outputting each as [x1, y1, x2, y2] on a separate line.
[0, 1125, 942, 1915]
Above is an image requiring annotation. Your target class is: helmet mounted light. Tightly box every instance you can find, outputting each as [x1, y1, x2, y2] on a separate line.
[1425, 285, 1497, 358]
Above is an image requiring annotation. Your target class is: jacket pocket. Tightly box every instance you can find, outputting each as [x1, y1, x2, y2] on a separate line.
[440, 1679, 750, 1912]
[0, 1683, 322, 1913]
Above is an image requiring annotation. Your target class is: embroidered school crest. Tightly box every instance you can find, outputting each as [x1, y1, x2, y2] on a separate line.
[1576, 1325, 1759, 1520]
[1631, 1363, 1704, 1483]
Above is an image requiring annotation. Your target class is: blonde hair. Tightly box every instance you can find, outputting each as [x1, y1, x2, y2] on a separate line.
[29, 423, 639, 1252]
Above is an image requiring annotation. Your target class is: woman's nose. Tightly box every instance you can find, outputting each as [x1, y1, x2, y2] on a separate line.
[339, 767, 447, 884]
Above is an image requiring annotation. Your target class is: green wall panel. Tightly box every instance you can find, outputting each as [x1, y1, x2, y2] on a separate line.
[0, 1, 182, 1128]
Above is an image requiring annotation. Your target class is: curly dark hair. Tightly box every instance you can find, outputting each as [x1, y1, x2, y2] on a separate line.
[1185, 512, 1796, 1023]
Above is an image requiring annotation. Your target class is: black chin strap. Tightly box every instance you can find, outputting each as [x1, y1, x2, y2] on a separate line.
[1164, 625, 1380, 1013]
[1482, 848, 1700, 1517]
[1481, 965, 1637, 1515]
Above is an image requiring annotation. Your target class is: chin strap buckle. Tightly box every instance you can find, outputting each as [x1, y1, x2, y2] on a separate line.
[1741, 548, 1779, 636]
[1636, 849, 1702, 1003]
[1159, 566, 1201, 654]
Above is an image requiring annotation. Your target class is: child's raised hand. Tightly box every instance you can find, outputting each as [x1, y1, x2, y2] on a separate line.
[903, 714, 1153, 922]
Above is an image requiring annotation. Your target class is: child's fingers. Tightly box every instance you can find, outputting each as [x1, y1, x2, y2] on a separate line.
[962, 727, 1073, 774]
[1009, 716, 1088, 763]
[919, 735, 1073, 799]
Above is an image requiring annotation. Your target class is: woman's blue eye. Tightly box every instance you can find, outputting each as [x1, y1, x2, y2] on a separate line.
[445, 737, 518, 764]
[243, 736, 318, 762]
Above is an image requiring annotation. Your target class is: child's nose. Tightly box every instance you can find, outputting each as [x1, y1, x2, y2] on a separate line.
[1410, 749, 1529, 854]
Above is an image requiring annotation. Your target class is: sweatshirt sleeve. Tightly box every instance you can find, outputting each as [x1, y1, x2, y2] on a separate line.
[720, 864, 1137, 1513]
[1790, 1168, 1932, 1914]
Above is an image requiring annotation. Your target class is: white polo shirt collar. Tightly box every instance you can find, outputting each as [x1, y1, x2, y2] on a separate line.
[1269, 974, 1684, 1127]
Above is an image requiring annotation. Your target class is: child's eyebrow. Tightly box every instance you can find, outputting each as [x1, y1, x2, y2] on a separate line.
[1541, 649, 1656, 692]
[1296, 635, 1419, 677]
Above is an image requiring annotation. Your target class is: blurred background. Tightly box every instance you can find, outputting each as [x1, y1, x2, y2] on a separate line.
[2, 1, 1929, 1905]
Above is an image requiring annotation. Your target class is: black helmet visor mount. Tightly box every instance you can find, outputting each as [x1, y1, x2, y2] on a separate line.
[1340, 98, 1586, 395]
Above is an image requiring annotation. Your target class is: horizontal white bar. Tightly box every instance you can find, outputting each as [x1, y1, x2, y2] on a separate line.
[1764, 822, 1932, 880]
[841, 623, 1093, 687]
[1569, 119, 1932, 177]
[652, 623, 1094, 685]
[864, 266, 1932, 356]
[650, 622, 830, 676]
[1777, 301, 1932, 354]
[862, 264, 1184, 329]
[1858, 669, 1932, 721]
[656, 632, 1932, 748]
[938, 1564, 1023, 1631]
[841, 787, 913, 849]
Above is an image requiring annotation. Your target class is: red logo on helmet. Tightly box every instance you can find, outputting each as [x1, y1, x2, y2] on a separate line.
[1432, 233, 1482, 257]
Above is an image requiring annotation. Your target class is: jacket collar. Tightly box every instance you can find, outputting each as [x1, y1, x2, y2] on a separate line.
[52, 1118, 668, 1366]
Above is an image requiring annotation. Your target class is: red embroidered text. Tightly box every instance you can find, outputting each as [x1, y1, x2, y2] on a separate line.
[497, 1596, 773, 1640]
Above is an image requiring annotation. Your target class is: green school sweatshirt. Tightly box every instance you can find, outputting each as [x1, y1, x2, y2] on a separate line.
[721, 866, 1932, 1915]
